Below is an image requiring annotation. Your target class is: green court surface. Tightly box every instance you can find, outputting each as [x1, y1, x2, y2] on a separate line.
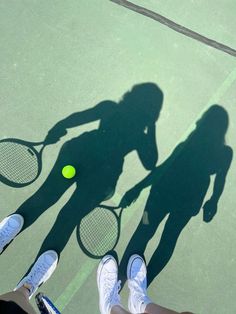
[1, 1, 236, 313]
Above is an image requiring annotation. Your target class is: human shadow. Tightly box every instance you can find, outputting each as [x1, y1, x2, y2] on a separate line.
[119, 105, 233, 287]
[10, 83, 163, 261]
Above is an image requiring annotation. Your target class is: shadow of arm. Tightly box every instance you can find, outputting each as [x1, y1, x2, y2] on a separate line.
[45, 101, 115, 144]
[137, 123, 158, 170]
[203, 146, 233, 222]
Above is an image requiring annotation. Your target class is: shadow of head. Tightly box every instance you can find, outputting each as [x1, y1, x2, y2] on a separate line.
[119, 82, 163, 130]
[194, 104, 229, 144]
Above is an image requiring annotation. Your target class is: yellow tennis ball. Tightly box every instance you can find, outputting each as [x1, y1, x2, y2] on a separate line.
[62, 165, 76, 179]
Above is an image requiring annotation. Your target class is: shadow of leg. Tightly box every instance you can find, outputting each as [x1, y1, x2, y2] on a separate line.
[20, 189, 84, 279]
[15, 146, 74, 230]
[35, 189, 85, 259]
[119, 198, 167, 287]
[147, 213, 191, 286]
[26, 184, 108, 275]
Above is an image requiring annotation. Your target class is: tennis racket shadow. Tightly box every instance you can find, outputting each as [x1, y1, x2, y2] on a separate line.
[0, 137, 52, 188]
[0, 127, 66, 188]
[76, 204, 124, 259]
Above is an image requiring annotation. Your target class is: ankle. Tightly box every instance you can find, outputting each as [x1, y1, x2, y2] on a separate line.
[137, 296, 152, 313]
[110, 305, 129, 314]
[15, 285, 31, 299]
[128, 280, 152, 313]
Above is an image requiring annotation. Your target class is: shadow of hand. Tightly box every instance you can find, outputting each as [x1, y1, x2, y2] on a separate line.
[119, 186, 141, 208]
[45, 126, 67, 144]
[203, 199, 217, 223]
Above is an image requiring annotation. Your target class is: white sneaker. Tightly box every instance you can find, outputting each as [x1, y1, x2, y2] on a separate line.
[0, 214, 24, 254]
[97, 255, 122, 314]
[127, 254, 152, 314]
[15, 250, 58, 298]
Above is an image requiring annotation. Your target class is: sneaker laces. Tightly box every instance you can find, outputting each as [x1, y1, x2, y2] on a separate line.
[103, 272, 121, 306]
[25, 262, 50, 293]
[128, 278, 148, 312]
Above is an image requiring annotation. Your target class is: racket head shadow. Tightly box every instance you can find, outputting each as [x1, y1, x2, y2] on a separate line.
[77, 205, 121, 259]
[0, 138, 44, 188]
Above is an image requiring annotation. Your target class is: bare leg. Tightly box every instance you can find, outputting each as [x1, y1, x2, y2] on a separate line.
[111, 305, 134, 314]
[145, 303, 192, 314]
[110, 304, 193, 314]
[98, 254, 193, 314]
[0, 287, 36, 314]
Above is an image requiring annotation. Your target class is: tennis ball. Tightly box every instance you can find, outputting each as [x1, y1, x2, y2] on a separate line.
[62, 165, 76, 179]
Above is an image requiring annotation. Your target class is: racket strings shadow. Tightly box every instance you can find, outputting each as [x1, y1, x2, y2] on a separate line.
[77, 205, 122, 258]
[0, 139, 48, 187]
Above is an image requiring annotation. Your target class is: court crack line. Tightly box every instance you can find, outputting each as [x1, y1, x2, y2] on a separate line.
[110, 0, 236, 58]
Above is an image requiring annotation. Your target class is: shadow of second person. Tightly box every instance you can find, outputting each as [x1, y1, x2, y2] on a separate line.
[119, 104, 233, 286]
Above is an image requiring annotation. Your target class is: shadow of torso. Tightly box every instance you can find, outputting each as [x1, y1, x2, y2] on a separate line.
[61, 101, 145, 199]
[151, 141, 227, 216]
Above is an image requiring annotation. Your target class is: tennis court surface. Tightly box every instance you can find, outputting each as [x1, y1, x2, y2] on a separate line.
[1, 1, 236, 313]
